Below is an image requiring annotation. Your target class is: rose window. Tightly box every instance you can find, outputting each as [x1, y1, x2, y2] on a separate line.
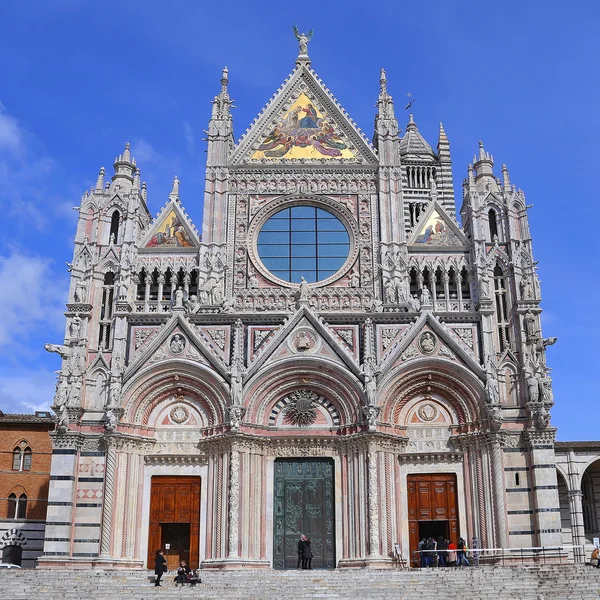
[257, 206, 350, 283]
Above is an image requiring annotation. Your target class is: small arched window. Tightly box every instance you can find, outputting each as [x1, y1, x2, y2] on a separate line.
[12, 444, 32, 471]
[7, 493, 26, 519]
[17, 494, 27, 519]
[22, 448, 32, 471]
[109, 210, 120, 244]
[493, 264, 511, 352]
[488, 209, 498, 241]
[99, 272, 115, 350]
[7, 494, 16, 519]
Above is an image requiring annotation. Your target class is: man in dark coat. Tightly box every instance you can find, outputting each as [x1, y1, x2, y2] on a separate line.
[302, 537, 313, 570]
[154, 549, 167, 586]
[297, 534, 307, 569]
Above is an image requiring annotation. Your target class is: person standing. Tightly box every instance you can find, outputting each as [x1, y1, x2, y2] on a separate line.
[437, 536, 447, 567]
[417, 538, 426, 568]
[302, 537, 313, 570]
[297, 535, 306, 569]
[457, 537, 470, 567]
[447, 540, 457, 567]
[154, 549, 167, 587]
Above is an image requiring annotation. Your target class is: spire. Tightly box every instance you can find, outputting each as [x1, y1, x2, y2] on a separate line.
[141, 182, 147, 202]
[502, 163, 511, 188]
[133, 168, 140, 191]
[473, 140, 494, 180]
[122, 142, 131, 163]
[437, 122, 451, 160]
[211, 66, 233, 121]
[169, 175, 180, 201]
[380, 68, 387, 95]
[221, 66, 229, 96]
[206, 67, 235, 167]
[112, 142, 135, 183]
[95, 167, 105, 191]
[399, 113, 434, 157]
[376, 67, 395, 121]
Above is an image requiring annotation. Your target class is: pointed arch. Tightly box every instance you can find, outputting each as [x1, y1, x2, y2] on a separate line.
[244, 357, 363, 430]
[121, 360, 229, 429]
[379, 358, 487, 427]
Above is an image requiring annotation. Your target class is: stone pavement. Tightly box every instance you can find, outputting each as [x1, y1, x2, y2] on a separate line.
[1, 565, 600, 599]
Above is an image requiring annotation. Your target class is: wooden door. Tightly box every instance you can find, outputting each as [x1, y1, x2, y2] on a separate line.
[147, 476, 201, 568]
[273, 459, 335, 569]
[407, 473, 458, 567]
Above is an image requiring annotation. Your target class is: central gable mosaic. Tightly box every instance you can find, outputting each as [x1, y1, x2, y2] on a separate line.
[251, 93, 356, 160]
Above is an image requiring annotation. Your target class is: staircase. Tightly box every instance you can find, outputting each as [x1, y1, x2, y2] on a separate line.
[1, 565, 599, 599]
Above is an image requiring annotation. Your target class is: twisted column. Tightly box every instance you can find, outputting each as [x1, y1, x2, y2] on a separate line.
[100, 444, 116, 556]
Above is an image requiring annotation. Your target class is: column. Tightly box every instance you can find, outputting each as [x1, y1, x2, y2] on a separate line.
[457, 270, 464, 312]
[568, 490, 585, 562]
[366, 445, 382, 561]
[526, 429, 563, 550]
[443, 272, 450, 311]
[99, 441, 116, 557]
[157, 272, 165, 311]
[40, 435, 79, 564]
[228, 449, 240, 559]
[488, 434, 508, 548]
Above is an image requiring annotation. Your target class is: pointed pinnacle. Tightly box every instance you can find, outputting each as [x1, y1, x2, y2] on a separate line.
[95, 167, 105, 190]
[379, 68, 387, 94]
[438, 122, 448, 143]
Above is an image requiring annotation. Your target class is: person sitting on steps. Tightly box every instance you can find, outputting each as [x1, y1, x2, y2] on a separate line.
[175, 560, 190, 586]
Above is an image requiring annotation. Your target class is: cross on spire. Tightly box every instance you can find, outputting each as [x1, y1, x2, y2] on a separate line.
[405, 92, 417, 115]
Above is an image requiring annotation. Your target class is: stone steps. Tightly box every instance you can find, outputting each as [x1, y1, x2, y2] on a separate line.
[0, 566, 599, 600]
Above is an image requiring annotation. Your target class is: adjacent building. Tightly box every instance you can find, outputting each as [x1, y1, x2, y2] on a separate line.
[0, 411, 53, 567]
[40, 37, 565, 569]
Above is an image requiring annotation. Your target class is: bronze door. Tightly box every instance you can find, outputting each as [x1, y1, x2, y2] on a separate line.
[273, 459, 335, 569]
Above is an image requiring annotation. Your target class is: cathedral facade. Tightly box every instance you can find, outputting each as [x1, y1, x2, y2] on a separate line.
[41, 38, 561, 569]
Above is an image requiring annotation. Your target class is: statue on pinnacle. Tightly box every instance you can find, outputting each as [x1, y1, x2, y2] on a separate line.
[293, 24, 313, 57]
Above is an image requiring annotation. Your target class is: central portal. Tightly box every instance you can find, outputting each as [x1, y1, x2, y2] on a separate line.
[147, 476, 201, 569]
[273, 458, 335, 569]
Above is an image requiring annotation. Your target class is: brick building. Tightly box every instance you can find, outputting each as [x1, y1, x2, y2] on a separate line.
[0, 411, 54, 567]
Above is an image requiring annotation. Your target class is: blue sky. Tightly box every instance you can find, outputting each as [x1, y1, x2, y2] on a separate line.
[0, 1, 597, 440]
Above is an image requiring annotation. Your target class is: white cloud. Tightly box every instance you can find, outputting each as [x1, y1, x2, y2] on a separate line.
[0, 251, 67, 346]
[0, 101, 24, 153]
[132, 137, 161, 163]
[0, 368, 55, 414]
[183, 121, 195, 154]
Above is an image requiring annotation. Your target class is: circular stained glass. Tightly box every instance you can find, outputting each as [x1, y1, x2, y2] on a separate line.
[257, 206, 350, 284]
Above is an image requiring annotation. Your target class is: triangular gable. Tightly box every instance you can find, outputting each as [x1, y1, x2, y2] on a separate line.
[245, 305, 361, 381]
[124, 314, 228, 383]
[139, 200, 200, 250]
[194, 325, 231, 365]
[376, 324, 411, 362]
[87, 353, 110, 374]
[97, 245, 120, 271]
[248, 326, 280, 362]
[379, 312, 485, 380]
[408, 202, 469, 249]
[231, 65, 377, 165]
